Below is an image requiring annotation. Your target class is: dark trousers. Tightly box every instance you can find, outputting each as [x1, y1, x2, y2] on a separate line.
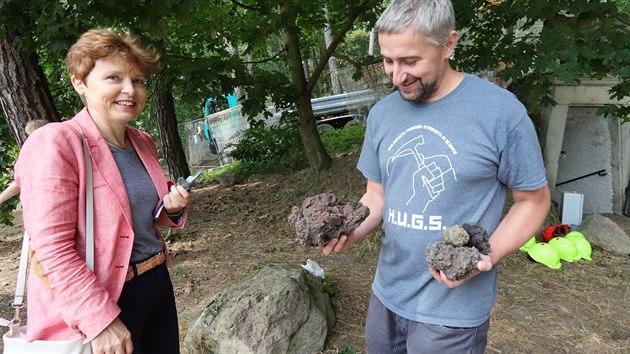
[117, 263, 179, 354]
[366, 293, 489, 354]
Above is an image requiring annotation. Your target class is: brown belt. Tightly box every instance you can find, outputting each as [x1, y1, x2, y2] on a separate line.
[125, 252, 165, 282]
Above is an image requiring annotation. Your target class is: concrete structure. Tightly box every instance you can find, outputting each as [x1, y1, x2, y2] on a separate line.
[542, 79, 630, 215]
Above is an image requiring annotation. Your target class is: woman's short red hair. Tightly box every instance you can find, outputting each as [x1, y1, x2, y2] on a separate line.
[66, 28, 160, 80]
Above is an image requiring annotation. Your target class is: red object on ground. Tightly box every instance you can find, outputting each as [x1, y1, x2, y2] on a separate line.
[542, 224, 570, 242]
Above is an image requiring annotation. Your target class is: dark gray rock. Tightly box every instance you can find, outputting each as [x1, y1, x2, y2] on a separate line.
[425, 241, 480, 281]
[219, 171, 243, 187]
[184, 263, 335, 354]
[288, 193, 369, 246]
[461, 222, 492, 255]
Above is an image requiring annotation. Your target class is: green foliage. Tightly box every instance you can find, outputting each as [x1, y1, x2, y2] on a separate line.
[337, 29, 377, 68]
[321, 124, 366, 154]
[163, 229, 199, 244]
[199, 164, 234, 182]
[322, 274, 334, 296]
[265, 244, 284, 253]
[453, 0, 630, 122]
[0, 121, 19, 225]
[615, 0, 630, 12]
[225, 123, 307, 177]
[0, 111, 18, 211]
[337, 347, 357, 354]
[215, 123, 367, 179]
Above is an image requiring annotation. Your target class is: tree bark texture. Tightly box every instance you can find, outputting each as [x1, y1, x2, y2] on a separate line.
[153, 86, 191, 181]
[0, 27, 60, 146]
[281, 0, 331, 171]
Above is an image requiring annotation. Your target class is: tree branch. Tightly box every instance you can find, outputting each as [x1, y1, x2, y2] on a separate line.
[306, 0, 379, 93]
[230, 0, 261, 11]
[612, 14, 630, 28]
[243, 48, 287, 64]
[331, 52, 357, 65]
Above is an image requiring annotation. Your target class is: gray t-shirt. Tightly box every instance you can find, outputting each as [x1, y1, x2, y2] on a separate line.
[109, 144, 164, 263]
[358, 73, 547, 327]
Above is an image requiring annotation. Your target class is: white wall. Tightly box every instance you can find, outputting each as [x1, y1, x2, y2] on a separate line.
[543, 79, 630, 215]
[554, 107, 614, 214]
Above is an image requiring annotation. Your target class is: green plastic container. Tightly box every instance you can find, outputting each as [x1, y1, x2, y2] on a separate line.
[565, 231, 586, 240]
[548, 237, 580, 262]
[567, 236, 592, 261]
[528, 243, 562, 269]
[520, 236, 538, 253]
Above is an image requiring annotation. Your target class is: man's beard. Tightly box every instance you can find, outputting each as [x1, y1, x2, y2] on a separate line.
[398, 77, 438, 103]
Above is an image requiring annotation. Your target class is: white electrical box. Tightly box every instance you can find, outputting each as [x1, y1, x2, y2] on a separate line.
[560, 192, 584, 227]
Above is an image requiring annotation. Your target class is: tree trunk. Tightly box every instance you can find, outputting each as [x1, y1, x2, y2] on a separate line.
[369, 28, 376, 56]
[281, 0, 331, 171]
[0, 27, 60, 146]
[153, 85, 190, 180]
[324, 4, 341, 95]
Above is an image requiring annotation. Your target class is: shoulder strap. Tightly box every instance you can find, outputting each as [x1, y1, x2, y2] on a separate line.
[79, 128, 95, 270]
[68, 123, 94, 271]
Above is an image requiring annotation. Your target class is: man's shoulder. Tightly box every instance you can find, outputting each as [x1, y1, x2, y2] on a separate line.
[461, 74, 526, 113]
[370, 90, 403, 114]
[463, 74, 514, 98]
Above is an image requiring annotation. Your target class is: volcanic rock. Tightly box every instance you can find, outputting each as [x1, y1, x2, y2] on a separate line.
[425, 223, 492, 281]
[461, 222, 492, 254]
[288, 193, 370, 247]
[443, 225, 469, 247]
[425, 241, 480, 281]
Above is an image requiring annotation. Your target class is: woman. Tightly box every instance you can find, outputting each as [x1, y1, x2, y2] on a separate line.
[15, 29, 191, 354]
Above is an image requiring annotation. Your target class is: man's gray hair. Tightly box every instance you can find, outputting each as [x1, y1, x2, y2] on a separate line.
[375, 0, 456, 46]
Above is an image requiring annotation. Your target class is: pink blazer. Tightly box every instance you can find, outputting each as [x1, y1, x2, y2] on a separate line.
[15, 108, 187, 342]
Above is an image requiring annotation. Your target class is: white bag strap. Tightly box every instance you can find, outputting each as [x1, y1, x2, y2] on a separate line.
[81, 129, 94, 271]
[3, 126, 94, 326]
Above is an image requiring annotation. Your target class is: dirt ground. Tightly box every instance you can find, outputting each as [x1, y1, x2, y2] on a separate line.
[1, 149, 629, 353]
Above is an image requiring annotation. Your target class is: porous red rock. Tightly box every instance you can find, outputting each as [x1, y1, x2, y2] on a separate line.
[288, 193, 370, 247]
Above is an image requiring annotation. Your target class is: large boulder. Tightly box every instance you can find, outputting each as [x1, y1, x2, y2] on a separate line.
[219, 171, 243, 187]
[580, 214, 630, 255]
[184, 263, 335, 354]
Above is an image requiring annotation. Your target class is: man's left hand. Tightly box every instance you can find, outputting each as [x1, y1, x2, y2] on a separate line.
[429, 253, 493, 288]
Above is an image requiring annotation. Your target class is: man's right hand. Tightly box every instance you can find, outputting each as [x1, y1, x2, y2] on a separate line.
[91, 317, 133, 354]
[322, 233, 355, 255]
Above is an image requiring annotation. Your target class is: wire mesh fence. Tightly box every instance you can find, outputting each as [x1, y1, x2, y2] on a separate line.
[179, 106, 247, 169]
[178, 64, 392, 169]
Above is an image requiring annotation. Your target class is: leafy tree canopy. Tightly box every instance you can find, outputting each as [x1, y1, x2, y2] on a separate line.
[453, 0, 630, 122]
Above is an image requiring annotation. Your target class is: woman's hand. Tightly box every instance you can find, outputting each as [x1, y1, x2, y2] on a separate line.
[90, 318, 133, 354]
[163, 184, 192, 215]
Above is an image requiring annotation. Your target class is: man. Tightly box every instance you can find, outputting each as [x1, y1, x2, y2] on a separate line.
[322, 0, 550, 352]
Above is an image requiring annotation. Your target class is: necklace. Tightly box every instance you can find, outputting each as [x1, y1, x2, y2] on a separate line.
[103, 136, 129, 149]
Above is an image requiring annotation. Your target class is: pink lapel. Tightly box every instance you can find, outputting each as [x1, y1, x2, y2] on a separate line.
[71, 109, 133, 229]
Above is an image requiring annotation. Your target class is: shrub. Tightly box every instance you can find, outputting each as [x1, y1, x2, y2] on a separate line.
[226, 123, 307, 177]
[221, 123, 367, 179]
[0, 139, 19, 225]
[320, 124, 365, 154]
